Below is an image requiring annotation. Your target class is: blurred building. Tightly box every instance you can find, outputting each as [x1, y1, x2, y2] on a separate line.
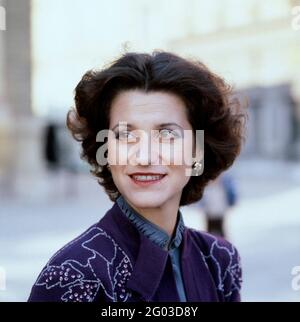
[167, 0, 300, 160]
[0, 0, 42, 199]
[0, 0, 300, 199]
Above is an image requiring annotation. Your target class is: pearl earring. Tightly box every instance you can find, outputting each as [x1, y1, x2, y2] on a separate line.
[192, 161, 202, 176]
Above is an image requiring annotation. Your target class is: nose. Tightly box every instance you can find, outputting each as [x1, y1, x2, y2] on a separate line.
[134, 132, 160, 165]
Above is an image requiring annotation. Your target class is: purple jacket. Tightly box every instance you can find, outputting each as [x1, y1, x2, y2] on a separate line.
[28, 201, 242, 302]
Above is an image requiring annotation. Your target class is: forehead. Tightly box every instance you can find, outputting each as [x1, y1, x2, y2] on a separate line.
[109, 90, 191, 127]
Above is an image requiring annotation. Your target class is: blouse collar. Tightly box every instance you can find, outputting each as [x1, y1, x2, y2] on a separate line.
[116, 195, 185, 251]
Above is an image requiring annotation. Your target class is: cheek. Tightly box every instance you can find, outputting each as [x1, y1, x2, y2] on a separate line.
[161, 140, 194, 166]
[110, 165, 127, 189]
[169, 165, 191, 187]
[107, 139, 129, 166]
[107, 137, 117, 165]
[182, 135, 195, 166]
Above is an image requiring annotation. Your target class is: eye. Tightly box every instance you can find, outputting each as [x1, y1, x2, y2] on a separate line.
[115, 130, 137, 142]
[159, 129, 181, 141]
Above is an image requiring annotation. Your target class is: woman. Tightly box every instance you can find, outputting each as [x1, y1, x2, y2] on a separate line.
[28, 51, 246, 302]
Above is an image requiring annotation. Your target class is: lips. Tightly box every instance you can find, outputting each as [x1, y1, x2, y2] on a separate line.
[128, 173, 167, 186]
[129, 172, 166, 176]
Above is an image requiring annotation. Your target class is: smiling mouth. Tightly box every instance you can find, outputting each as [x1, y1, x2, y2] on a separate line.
[129, 174, 167, 185]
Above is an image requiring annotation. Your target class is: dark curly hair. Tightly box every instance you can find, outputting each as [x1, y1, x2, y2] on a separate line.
[66, 50, 247, 206]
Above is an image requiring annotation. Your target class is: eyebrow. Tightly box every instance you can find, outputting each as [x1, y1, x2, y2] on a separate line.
[111, 122, 184, 132]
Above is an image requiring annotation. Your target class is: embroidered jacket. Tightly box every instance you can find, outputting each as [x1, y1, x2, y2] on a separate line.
[28, 201, 242, 302]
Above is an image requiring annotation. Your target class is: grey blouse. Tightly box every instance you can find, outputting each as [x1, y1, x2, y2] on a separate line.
[116, 195, 187, 302]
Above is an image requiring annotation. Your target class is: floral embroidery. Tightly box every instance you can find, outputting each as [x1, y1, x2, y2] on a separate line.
[34, 227, 133, 302]
[191, 229, 242, 299]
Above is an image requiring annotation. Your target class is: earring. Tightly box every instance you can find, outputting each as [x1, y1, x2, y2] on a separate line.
[192, 161, 202, 176]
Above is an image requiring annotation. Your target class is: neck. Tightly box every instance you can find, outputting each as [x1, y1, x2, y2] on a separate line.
[124, 196, 181, 237]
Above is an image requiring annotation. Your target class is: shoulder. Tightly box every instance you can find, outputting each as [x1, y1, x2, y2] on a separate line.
[187, 228, 243, 301]
[187, 228, 240, 263]
[28, 223, 133, 302]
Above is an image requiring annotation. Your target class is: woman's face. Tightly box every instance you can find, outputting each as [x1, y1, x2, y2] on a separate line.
[107, 89, 199, 209]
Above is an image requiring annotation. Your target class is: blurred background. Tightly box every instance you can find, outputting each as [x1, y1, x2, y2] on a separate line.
[0, 0, 300, 302]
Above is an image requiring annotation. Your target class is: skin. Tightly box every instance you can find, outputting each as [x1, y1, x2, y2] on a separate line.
[107, 89, 201, 238]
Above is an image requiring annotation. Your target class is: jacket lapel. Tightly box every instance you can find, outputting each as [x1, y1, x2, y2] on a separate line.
[98, 202, 173, 301]
[125, 233, 169, 301]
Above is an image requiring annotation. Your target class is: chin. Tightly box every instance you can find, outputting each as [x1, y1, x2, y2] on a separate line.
[124, 193, 167, 209]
